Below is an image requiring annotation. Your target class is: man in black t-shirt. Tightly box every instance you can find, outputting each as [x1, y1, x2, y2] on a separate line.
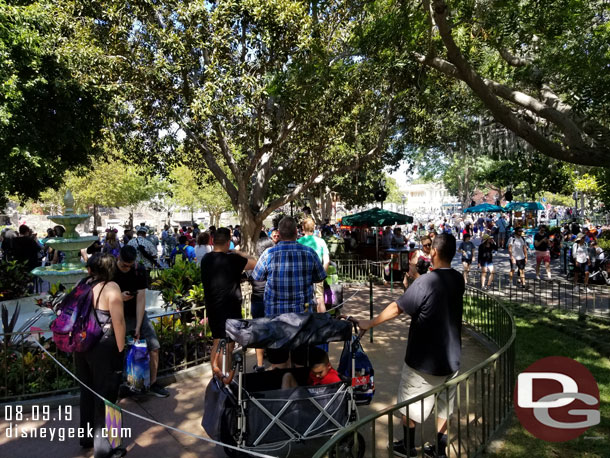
[359, 233, 465, 458]
[201, 227, 256, 383]
[113, 246, 168, 397]
[12, 225, 42, 271]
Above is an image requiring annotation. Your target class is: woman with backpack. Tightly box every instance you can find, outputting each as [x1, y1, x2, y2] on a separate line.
[74, 253, 126, 457]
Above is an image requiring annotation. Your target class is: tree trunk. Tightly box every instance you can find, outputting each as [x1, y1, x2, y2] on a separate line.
[320, 189, 333, 222]
[238, 204, 262, 256]
[306, 190, 323, 224]
[191, 209, 194, 226]
[128, 211, 133, 230]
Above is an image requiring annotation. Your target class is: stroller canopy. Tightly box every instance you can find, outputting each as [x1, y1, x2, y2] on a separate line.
[226, 313, 352, 350]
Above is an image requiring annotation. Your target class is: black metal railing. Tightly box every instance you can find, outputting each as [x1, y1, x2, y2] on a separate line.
[0, 306, 212, 402]
[464, 270, 609, 317]
[313, 286, 516, 458]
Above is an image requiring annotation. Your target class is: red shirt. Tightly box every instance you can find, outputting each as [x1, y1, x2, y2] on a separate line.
[308, 368, 342, 386]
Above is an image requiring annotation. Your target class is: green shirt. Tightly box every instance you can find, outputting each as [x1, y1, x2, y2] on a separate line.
[298, 235, 329, 263]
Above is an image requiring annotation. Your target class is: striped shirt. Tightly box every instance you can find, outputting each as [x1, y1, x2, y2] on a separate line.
[251, 241, 326, 316]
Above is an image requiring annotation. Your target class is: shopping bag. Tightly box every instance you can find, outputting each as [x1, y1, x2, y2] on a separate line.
[104, 400, 123, 449]
[338, 335, 375, 405]
[124, 339, 150, 393]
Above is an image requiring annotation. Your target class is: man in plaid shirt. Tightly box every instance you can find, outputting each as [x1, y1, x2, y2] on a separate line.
[252, 217, 327, 317]
[252, 217, 326, 368]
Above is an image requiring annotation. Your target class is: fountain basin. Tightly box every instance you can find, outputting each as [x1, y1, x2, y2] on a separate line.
[44, 235, 98, 252]
[31, 266, 88, 289]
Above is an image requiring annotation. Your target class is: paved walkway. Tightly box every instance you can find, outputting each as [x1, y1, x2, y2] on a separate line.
[448, 237, 610, 317]
[0, 286, 491, 458]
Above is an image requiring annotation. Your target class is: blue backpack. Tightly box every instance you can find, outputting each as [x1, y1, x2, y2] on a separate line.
[338, 333, 375, 405]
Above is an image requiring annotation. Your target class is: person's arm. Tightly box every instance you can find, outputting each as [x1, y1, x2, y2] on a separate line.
[358, 301, 403, 331]
[107, 283, 126, 352]
[233, 250, 257, 270]
[251, 253, 267, 281]
[322, 243, 330, 272]
[135, 288, 146, 340]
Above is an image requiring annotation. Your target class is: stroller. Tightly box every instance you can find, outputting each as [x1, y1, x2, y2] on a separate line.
[589, 250, 610, 285]
[202, 313, 366, 457]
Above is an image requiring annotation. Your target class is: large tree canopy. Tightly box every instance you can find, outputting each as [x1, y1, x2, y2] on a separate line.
[88, 0, 404, 251]
[369, 0, 610, 166]
[0, 1, 112, 206]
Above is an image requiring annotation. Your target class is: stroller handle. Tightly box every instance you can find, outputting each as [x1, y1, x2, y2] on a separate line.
[339, 315, 365, 340]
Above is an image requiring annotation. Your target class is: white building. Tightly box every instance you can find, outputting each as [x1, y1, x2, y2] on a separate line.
[403, 182, 459, 214]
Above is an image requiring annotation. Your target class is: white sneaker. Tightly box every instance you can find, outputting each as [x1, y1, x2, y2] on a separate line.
[583, 287, 591, 294]
[535, 275, 541, 281]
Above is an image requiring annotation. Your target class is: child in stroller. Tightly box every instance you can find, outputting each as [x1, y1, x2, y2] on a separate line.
[281, 347, 341, 389]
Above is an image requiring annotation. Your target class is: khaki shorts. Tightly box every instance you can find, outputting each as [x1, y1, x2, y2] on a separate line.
[397, 363, 458, 423]
[315, 282, 324, 309]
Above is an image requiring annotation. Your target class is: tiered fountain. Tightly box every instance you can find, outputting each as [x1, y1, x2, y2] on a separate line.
[31, 190, 98, 287]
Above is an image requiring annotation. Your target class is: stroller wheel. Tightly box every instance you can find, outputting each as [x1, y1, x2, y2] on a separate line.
[329, 431, 365, 458]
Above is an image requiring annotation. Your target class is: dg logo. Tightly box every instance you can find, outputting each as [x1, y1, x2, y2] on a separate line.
[514, 356, 600, 442]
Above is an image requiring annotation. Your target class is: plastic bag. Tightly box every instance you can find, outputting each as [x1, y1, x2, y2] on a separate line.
[338, 335, 375, 405]
[324, 283, 344, 308]
[124, 339, 150, 393]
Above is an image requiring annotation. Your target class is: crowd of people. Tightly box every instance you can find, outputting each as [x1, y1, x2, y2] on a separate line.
[0, 210, 607, 458]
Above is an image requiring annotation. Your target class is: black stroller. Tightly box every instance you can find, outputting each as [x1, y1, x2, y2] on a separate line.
[202, 313, 366, 457]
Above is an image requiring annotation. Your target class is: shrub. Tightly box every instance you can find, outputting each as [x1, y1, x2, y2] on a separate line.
[0, 260, 33, 300]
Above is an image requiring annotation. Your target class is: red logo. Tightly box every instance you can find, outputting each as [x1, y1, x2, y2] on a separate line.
[513, 356, 600, 442]
[352, 375, 370, 387]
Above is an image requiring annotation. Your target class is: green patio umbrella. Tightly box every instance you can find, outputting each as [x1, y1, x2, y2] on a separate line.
[341, 207, 413, 226]
[341, 207, 413, 263]
[463, 203, 505, 213]
[503, 201, 545, 212]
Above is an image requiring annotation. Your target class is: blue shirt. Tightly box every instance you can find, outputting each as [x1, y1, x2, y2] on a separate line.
[170, 244, 196, 262]
[252, 241, 326, 316]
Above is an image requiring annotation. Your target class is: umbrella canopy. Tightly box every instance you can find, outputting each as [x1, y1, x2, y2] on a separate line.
[503, 201, 544, 212]
[341, 207, 413, 227]
[463, 203, 504, 213]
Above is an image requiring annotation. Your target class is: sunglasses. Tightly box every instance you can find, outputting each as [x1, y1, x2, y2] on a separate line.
[422, 243, 432, 247]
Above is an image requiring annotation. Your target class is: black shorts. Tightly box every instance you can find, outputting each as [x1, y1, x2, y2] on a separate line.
[208, 304, 242, 339]
[266, 344, 312, 366]
[510, 259, 526, 271]
[575, 262, 590, 274]
[462, 258, 472, 265]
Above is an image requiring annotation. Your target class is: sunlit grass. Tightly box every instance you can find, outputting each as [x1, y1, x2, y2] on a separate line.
[490, 303, 610, 458]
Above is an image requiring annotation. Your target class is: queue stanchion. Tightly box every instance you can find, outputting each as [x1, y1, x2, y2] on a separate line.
[369, 276, 374, 343]
[390, 256, 393, 294]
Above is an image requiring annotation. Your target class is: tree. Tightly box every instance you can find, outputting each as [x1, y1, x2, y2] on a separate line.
[0, 1, 112, 207]
[199, 171, 234, 228]
[36, 159, 161, 229]
[168, 166, 203, 226]
[574, 173, 604, 214]
[395, 0, 610, 166]
[86, 0, 399, 253]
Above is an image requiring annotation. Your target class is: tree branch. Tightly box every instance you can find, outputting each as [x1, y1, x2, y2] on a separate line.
[259, 100, 394, 221]
[425, 0, 610, 167]
[415, 52, 586, 147]
[177, 120, 240, 205]
[498, 48, 532, 67]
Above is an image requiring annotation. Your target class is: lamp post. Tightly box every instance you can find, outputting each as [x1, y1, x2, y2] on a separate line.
[401, 194, 407, 214]
[288, 183, 296, 217]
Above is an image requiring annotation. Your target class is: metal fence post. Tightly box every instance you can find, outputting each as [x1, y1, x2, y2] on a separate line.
[369, 276, 374, 343]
